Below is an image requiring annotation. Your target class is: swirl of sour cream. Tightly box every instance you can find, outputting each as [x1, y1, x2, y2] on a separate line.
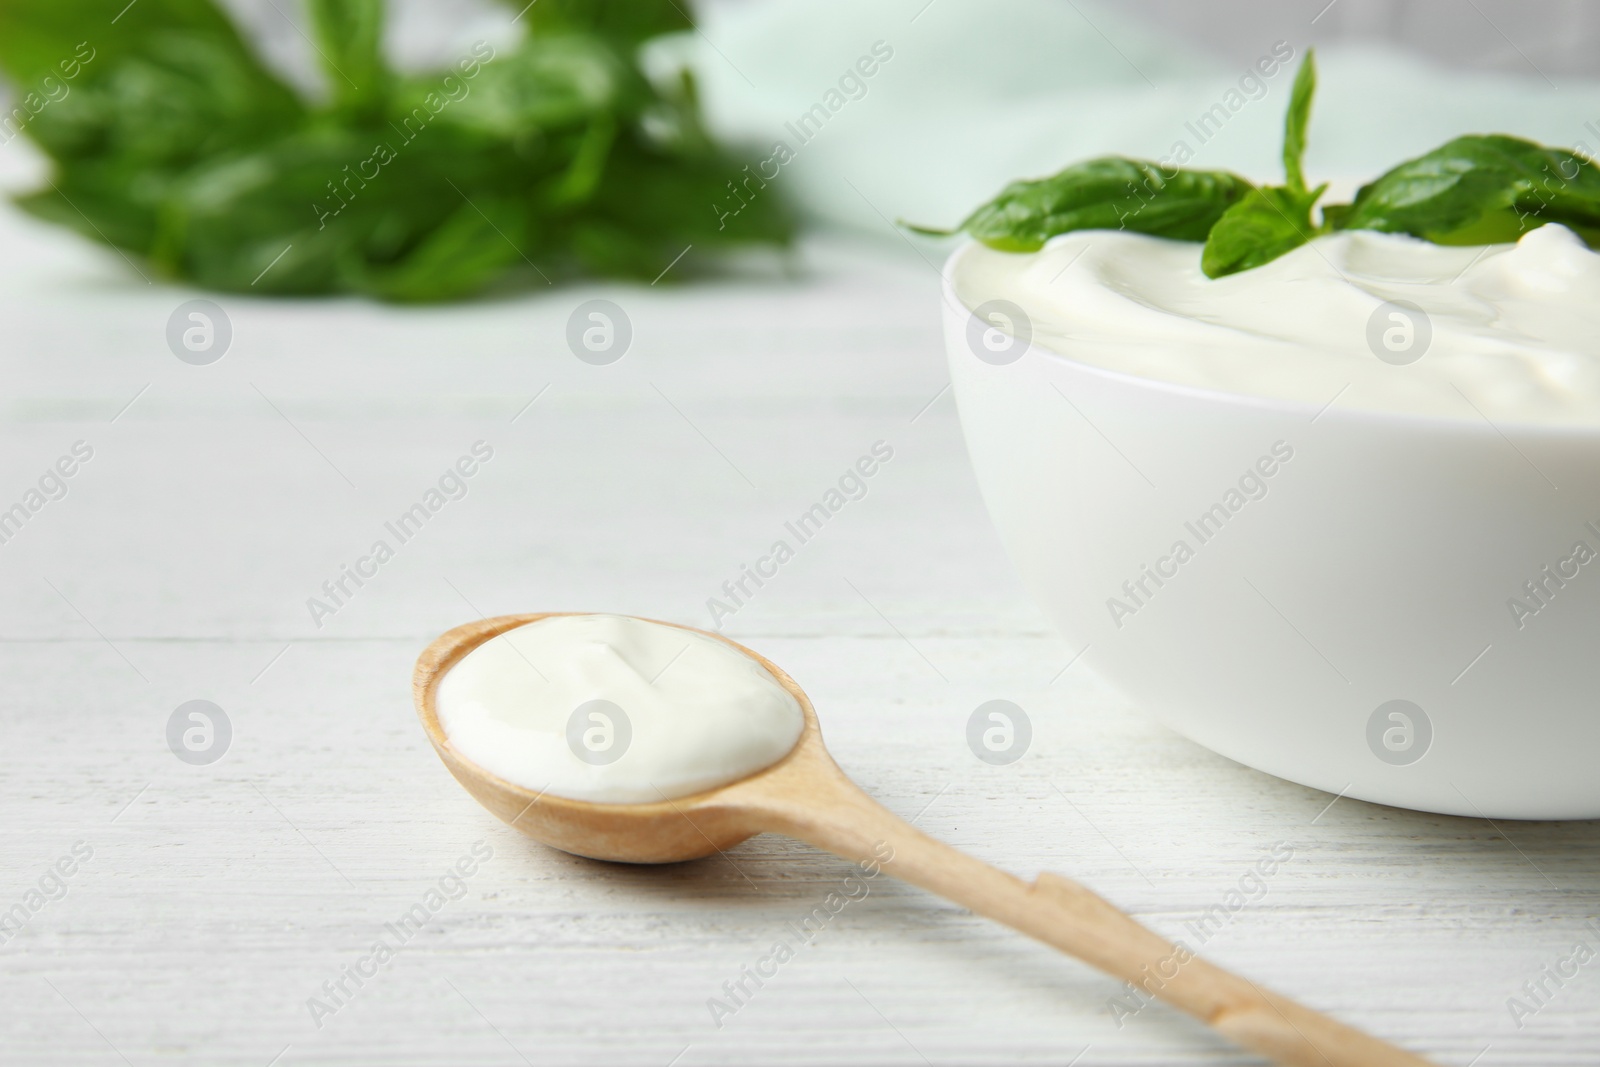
[952, 223, 1600, 426]
[435, 614, 804, 804]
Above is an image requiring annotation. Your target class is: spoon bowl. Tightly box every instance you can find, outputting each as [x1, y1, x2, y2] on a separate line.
[413, 612, 838, 863]
[416, 612, 1436, 1067]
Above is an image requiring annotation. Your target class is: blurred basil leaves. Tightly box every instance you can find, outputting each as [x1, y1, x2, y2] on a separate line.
[0, 0, 792, 299]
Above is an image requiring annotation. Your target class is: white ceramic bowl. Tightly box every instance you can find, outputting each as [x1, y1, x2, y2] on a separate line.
[943, 243, 1600, 819]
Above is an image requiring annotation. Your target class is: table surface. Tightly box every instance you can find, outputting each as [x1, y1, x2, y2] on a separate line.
[1, 190, 1596, 1067]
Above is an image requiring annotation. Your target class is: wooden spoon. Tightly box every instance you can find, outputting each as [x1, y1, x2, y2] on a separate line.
[414, 613, 1435, 1067]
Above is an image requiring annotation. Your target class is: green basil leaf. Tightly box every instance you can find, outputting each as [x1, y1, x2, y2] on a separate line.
[505, 0, 693, 49]
[1199, 47, 1323, 278]
[306, 0, 390, 118]
[0, 0, 255, 84]
[342, 197, 530, 301]
[147, 126, 532, 294]
[1201, 183, 1325, 278]
[908, 157, 1254, 251]
[564, 139, 795, 278]
[148, 128, 391, 293]
[1282, 48, 1315, 193]
[1328, 134, 1600, 244]
[420, 35, 637, 141]
[12, 160, 167, 251]
[0, 1, 303, 170]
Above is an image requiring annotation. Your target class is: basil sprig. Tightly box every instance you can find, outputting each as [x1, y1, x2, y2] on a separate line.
[1198, 49, 1325, 277]
[905, 158, 1251, 251]
[915, 48, 1600, 277]
[1327, 135, 1600, 246]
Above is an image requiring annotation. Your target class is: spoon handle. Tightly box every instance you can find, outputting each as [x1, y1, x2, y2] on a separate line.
[746, 778, 1434, 1067]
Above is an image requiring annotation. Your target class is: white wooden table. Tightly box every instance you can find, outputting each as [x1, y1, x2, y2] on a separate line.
[1, 183, 1596, 1067]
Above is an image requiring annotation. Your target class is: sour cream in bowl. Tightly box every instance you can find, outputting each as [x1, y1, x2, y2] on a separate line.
[944, 223, 1600, 819]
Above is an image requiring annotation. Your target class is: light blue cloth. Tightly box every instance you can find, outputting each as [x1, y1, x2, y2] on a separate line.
[675, 0, 1600, 240]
